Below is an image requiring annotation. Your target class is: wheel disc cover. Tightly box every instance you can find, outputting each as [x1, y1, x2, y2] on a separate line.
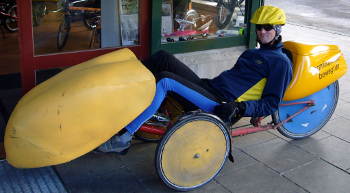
[277, 82, 337, 135]
[161, 120, 227, 187]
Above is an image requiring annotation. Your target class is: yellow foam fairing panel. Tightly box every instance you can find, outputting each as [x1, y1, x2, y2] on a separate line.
[282, 41, 347, 101]
[5, 48, 156, 168]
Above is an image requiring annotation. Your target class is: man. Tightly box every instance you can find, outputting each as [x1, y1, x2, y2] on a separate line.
[97, 5, 293, 154]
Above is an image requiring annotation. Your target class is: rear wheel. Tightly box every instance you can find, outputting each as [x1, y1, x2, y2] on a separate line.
[155, 113, 230, 191]
[4, 4, 18, 33]
[272, 81, 339, 139]
[57, 14, 71, 49]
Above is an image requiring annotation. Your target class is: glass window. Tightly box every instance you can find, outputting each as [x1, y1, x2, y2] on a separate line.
[161, 0, 246, 43]
[32, 0, 140, 55]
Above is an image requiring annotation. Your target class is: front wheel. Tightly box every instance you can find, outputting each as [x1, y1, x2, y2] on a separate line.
[57, 15, 71, 49]
[272, 81, 339, 139]
[4, 4, 18, 33]
[32, 4, 45, 26]
[155, 113, 230, 191]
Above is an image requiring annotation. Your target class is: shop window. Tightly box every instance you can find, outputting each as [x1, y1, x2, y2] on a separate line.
[161, 0, 246, 43]
[32, 0, 140, 55]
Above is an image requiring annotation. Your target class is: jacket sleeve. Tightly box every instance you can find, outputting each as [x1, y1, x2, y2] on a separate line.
[243, 59, 292, 117]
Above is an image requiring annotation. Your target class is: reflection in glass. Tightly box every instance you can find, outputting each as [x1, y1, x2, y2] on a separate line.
[161, 0, 246, 43]
[32, 0, 140, 56]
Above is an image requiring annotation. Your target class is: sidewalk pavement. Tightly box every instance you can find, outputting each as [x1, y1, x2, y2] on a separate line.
[1, 23, 350, 193]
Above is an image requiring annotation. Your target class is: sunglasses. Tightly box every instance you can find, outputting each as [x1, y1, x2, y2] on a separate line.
[256, 24, 274, 31]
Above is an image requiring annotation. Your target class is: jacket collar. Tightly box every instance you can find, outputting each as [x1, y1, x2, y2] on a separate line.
[259, 35, 283, 50]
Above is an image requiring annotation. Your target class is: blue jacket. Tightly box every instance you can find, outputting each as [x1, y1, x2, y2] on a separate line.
[209, 41, 293, 117]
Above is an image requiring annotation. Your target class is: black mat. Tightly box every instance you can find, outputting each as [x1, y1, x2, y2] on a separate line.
[0, 160, 68, 192]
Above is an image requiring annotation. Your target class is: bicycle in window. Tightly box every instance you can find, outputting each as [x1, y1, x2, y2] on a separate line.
[0, 0, 17, 39]
[57, 0, 101, 49]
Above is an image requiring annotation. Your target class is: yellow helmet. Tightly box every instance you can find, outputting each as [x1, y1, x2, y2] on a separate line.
[250, 5, 286, 25]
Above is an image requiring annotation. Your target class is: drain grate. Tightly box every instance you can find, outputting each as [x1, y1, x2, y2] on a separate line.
[0, 160, 67, 193]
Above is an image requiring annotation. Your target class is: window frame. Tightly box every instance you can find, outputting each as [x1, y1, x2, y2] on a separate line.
[150, 0, 261, 54]
[17, 0, 151, 94]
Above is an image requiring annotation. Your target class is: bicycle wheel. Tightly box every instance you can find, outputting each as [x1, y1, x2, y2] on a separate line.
[272, 81, 339, 139]
[57, 14, 71, 49]
[4, 4, 18, 33]
[216, 0, 237, 29]
[32, 4, 44, 26]
[155, 112, 230, 191]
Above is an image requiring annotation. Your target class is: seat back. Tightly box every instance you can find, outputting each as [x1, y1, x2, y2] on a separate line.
[282, 47, 293, 63]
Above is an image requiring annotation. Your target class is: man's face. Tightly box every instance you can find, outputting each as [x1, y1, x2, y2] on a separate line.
[256, 24, 276, 44]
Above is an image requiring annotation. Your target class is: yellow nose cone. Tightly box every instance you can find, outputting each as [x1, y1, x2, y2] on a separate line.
[5, 48, 156, 168]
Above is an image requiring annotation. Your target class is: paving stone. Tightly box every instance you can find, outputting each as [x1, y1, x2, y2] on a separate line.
[232, 131, 278, 149]
[64, 167, 148, 193]
[141, 176, 231, 193]
[338, 78, 350, 94]
[334, 102, 350, 120]
[219, 146, 258, 176]
[337, 98, 349, 106]
[282, 159, 350, 193]
[322, 117, 350, 142]
[339, 93, 350, 103]
[139, 176, 180, 193]
[215, 162, 303, 193]
[241, 138, 317, 174]
[115, 139, 159, 180]
[55, 151, 124, 183]
[268, 129, 332, 146]
[299, 136, 350, 171]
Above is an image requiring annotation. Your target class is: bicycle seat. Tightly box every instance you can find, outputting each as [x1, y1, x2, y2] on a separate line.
[5, 48, 156, 168]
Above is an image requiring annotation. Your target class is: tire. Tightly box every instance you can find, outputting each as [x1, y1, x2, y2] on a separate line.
[272, 81, 339, 139]
[155, 112, 230, 191]
[4, 4, 18, 33]
[32, 4, 44, 26]
[216, 0, 237, 29]
[57, 14, 71, 49]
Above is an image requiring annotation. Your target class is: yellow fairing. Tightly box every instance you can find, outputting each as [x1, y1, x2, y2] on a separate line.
[5, 48, 156, 168]
[283, 41, 347, 101]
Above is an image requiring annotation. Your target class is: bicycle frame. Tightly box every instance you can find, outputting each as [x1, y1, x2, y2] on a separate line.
[66, 5, 101, 23]
[0, 7, 16, 20]
[137, 100, 316, 137]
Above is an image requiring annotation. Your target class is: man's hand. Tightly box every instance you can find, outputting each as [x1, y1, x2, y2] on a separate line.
[214, 101, 239, 121]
